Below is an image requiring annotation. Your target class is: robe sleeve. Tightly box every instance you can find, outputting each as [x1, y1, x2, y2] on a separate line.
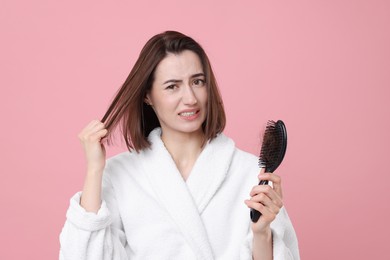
[270, 206, 300, 260]
[59, 166, 129, 260]
[240, 207, 300, 260]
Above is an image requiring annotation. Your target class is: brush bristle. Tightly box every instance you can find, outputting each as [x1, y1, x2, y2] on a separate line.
[258, 120, 287, 173]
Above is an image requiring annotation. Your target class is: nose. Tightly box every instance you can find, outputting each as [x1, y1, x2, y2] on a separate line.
[182, 85, 198, 105]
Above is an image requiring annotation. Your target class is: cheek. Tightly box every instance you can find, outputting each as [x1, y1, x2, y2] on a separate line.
[200, 88, 208, 105]
[153, 96, 177, 114]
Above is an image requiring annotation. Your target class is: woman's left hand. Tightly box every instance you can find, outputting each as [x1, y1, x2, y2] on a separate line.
[244, 168, 284, 234]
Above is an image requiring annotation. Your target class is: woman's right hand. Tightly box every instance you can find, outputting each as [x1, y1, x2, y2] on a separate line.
[78, 119, 109, 174]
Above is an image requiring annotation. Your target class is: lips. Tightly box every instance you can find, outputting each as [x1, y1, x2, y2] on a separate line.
[178, 109, 199, 116]
[178, 109, 200, 120]
[179, 111, 197, 117]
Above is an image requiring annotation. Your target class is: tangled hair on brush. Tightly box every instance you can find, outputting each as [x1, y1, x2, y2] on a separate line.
[100, 31, 226, 152]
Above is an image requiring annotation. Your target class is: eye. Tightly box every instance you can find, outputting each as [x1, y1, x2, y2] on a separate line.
[193, 79, 205, 86]
[165, 84, 177, 90]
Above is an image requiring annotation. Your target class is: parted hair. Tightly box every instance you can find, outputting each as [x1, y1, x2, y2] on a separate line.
[101, 31, 226, 152]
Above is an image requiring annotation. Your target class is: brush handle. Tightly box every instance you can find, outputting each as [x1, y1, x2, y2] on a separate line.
[250, 180, 269, 222]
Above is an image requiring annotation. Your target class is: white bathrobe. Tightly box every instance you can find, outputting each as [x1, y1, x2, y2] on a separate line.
[59, 128, 300, 260]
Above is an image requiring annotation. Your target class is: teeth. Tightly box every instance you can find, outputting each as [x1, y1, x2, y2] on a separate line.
[180, 111, 196, 116]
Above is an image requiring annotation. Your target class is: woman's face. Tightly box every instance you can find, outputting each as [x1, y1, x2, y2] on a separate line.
[146, 50, 208, 137]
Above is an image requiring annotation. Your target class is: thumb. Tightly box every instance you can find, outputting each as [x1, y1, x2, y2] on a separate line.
[259, 167, 266, 175]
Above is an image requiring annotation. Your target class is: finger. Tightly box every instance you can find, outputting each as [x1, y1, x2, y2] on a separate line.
[86, 119, 103, 129]
[83, 122, 106, 138]
[79, 120, 103, 136]
[259, 167, 266, 175]
[258, 172, 281, 183]
[258, 172, 283, 199]
[89, 129, 108, 141]
[244, 200, 276, 222]
[88, 121, 106, 131]
[80, 128, 108, 144]
[249, 185, 283, 208]
[251, 190, 283, 213]
[245, 199, 265, 214]
[250, 184, 275, 197]
[251, 193, 281, 215]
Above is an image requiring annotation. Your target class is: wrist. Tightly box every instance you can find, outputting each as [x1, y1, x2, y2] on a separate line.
[252, 227, 273, 260]
[253, 226, 272, 238]
[86, 168, 104, 176]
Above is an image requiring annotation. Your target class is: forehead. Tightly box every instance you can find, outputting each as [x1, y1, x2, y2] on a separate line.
[154, 50, 203, 81]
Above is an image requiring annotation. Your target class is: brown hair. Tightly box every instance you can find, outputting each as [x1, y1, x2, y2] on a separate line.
[101, 31, 226, 152]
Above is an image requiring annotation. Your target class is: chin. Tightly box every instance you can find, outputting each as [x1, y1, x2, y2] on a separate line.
[178, 125, 204, 134]
[163, 122, 204, 136]
[161, 115, 206, 135]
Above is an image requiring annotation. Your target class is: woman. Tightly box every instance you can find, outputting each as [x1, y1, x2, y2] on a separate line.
[59, 31, 299, 260]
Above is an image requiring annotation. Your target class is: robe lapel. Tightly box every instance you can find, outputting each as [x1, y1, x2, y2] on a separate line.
[140, 128, 214, 260]
[186, 133, 235, 214]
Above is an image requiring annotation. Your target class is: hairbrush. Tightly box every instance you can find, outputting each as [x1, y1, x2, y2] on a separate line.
[250, 120, 287, 223]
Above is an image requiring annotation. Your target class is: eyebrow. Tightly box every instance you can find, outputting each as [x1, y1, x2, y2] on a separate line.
[162, 73, 205, 85]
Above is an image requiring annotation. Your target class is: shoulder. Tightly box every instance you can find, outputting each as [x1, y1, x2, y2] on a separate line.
[233, 146, 258, 165]
[217, 132, 258, 165]
[231, 147, 259, 181]
[216, 133, 260, 188]
[217, 133, 259, 175]
[107, 150, 135, 168]
[104, 150, 143, 180]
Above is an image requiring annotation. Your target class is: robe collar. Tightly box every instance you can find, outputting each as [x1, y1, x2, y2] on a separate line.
[139, 128, 235, 260]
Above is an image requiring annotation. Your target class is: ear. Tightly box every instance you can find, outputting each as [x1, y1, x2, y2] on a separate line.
[144, 94, 152, 106]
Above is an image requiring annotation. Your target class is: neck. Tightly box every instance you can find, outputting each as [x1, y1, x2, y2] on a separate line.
[160, 129, 206, 180]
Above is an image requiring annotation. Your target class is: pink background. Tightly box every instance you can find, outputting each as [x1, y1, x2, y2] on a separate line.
[1, 0, 389, 259]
